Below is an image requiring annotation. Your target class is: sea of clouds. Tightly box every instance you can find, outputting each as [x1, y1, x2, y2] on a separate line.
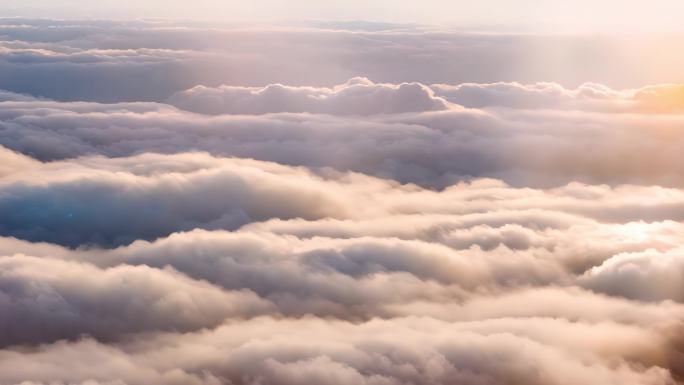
[1, 19, 683, 385]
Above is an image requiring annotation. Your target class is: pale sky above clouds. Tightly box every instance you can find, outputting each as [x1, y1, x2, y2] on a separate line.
[4, 0, 684, 32]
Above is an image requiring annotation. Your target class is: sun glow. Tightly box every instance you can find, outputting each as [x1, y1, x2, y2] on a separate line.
[635, 84, 684, 113]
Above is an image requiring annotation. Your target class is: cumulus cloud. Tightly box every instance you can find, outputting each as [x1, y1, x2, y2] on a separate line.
[0, 255, 271, 346]
[168, 77, 449, 115]
[580, 247, 684, 302]
[0, 152, 353, 246]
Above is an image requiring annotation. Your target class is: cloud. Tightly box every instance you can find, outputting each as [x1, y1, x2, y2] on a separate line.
[0, 145, 39, 177]
[3, 78, 684, 189]
[2, 154, 684, 383]
[431, 81, 626, 110]
[4, 150, 684, 247]
[0, 255, 272, 347]
[0, 316, 680, 385]
[580, 247, 684, 302]
[0, 89, 38, 102]
[168, 78, 449, 115]
[1, 146, 683, 385]
[432, 81, 684, 113]
[2, 19, 684, 102]
[0, 148, 683, 339]
[0, 152, 351, 247]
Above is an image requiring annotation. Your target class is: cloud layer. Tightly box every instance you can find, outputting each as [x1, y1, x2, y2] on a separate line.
[2, 17, 684, 385]
[1, 19, 684, 102]
[2, 149, 684, 383]
[3, 78, 684, 189]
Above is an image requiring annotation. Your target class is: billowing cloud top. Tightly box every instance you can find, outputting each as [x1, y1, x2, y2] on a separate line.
[168, 78, 449, 115]
[1, 18, 684, 385]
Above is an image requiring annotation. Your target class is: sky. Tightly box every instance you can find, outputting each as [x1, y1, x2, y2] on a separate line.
[1, 3, 684, 385]
[4, 0, 684, 32]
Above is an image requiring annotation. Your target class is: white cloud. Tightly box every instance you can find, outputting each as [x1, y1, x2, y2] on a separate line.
[0, 255, 272, 346]
[168, 78, 449, 115]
